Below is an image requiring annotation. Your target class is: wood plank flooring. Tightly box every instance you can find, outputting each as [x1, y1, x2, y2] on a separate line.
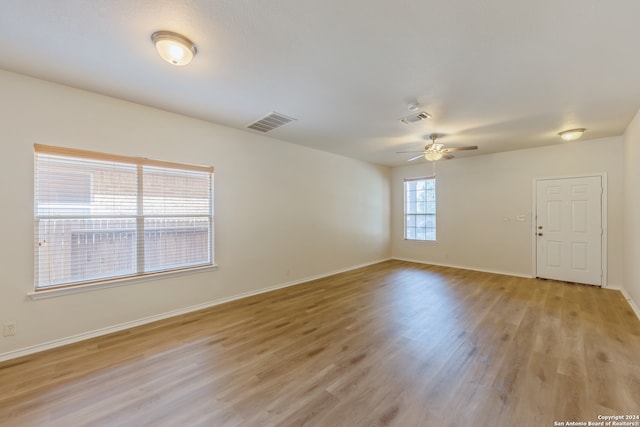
[1, 260, 639, 426]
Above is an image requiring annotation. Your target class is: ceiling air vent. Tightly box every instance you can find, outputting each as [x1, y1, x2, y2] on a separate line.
[247, 112, 296, 132]
[400, 111, 432, 124]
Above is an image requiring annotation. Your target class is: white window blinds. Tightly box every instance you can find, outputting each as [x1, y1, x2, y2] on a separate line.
[34, 144, 214, 289]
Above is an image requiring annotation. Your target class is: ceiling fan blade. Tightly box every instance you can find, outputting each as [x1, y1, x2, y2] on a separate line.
[443, 154, 455, 160]
[407, 154, 424, 161]
[443, 145, 478, 152]
[396, 150, 426, 154]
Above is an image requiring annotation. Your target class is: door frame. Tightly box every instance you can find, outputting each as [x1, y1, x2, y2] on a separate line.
[531, 173, 608, 287]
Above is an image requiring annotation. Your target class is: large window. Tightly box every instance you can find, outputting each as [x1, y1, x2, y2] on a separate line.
[404, 177, 436, 241]
[34, 144, 214, 290]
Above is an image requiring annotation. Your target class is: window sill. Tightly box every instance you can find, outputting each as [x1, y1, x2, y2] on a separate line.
[404, 239, 438, 244]
[28, 265, 218, 300]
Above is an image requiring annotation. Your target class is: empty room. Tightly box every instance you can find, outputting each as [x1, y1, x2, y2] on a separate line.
[1, 1, 639, 426]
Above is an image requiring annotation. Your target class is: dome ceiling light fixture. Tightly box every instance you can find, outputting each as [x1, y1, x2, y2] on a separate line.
[151, 31, 197, 66]
[558, 128, 586, 141]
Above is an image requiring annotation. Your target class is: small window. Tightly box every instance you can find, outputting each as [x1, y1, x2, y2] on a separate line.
[34, 144, 214, 290]
[404, 177, 436, 241]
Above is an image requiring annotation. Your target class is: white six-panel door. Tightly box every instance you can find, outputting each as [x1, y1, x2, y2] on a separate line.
[535, 176, 603, 286]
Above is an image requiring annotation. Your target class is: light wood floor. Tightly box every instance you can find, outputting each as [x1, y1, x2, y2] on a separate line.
[1, 260, 639, 426]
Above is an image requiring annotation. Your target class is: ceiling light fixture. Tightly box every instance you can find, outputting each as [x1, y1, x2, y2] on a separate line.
[424, 151, 443, 161]
[151, 31, 197, 66]
[558, 128, 586, 141]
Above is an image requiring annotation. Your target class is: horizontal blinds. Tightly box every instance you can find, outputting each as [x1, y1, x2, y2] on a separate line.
[34, 144, 214, 173]
[34, 145, 213, 289]
[403, 176, 434, 182]
[142, 165, 212, 274]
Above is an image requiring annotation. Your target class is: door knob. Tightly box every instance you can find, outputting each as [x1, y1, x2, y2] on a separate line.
[538, 233, 543, 236]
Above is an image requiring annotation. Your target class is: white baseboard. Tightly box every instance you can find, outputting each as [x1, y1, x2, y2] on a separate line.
[392, 257, 534, 279]
[0, 258, 391, 363]
[610, 286, 640, 322]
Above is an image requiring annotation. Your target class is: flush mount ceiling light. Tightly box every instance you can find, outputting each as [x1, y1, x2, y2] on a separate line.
[151, 31, 197, 66]
[558, 128, 586, 141]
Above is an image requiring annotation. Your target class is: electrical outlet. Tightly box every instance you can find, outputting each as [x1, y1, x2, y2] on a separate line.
[3, 322, 16, 337]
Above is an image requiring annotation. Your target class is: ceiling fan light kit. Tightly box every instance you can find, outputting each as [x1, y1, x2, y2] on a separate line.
[558, 128, 586, 141]
[424, 151, 443, 161]
[151, 31, 197, 66]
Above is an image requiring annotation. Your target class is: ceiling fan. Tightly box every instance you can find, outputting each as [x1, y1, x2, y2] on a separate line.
[397, 134, 478, 162]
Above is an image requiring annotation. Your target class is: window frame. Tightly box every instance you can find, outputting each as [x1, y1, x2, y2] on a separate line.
[33, 144, 215, 297]
[403, 176, 437, 242]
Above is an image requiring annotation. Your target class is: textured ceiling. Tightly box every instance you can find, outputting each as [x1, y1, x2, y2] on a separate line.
[1, 0, 639, 166]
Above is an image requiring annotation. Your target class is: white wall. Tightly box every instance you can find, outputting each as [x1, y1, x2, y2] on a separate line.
[392, 137, 624, 285]
[623, 108, 640, 307]
[0, 70, 391, 358]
